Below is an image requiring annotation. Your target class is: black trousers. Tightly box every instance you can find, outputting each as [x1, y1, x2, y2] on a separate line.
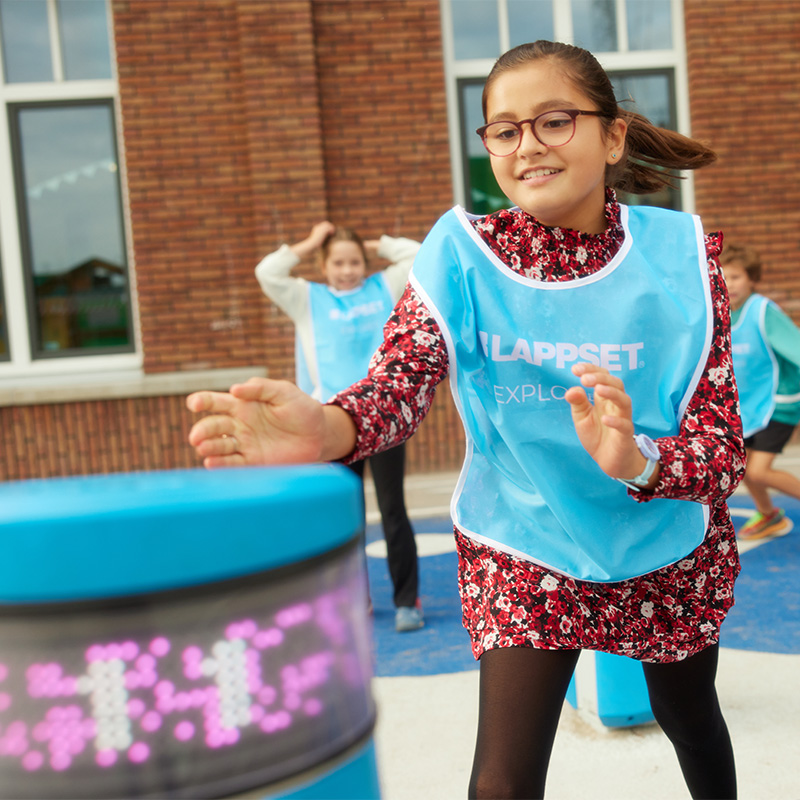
[347, 442, 419, 608]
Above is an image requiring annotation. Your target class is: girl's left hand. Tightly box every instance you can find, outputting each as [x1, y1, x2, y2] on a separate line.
[564, 363, 646, 481]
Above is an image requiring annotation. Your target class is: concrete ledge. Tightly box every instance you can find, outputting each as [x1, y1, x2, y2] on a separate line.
[0, 367, 268, 407]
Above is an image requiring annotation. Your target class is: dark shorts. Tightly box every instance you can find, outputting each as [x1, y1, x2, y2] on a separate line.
[744, 418, 797, 454]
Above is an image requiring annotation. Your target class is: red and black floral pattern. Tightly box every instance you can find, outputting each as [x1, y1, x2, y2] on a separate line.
[332, 191, 744, 664]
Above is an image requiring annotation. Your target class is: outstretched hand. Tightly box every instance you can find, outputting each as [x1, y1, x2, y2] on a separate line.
[564, 363, 646, 481]
[186, 378, 329, 469]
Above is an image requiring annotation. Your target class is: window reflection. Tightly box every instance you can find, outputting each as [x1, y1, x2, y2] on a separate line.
[572, 0, 617, 53]
[13, 102, 133, 356]
[58, 0, 112, 80]
[0, 0, 53, 83]
[508, 0, 554, 48]
[452, 0, 500, 61]
[628, 0, 672, 50]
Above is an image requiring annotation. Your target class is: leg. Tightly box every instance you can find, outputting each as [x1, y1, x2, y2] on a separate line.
[642, 644, 736, 799]
[742, 449, 776, 515]
[469, 647, 580, 800]
[367, 443, 419, 608]
[746, 449, 800, 503]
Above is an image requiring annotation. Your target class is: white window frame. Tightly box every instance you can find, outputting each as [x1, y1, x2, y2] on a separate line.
[439, 0, 695, 212]
[0, 0, 141, 384]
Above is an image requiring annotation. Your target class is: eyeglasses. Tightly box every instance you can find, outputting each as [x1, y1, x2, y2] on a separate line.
[476, 109, 607, 157]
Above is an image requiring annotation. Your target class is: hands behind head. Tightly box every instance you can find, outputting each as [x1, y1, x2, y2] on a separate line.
[186, 378, 327, 469]
[564, 363, 647, 482]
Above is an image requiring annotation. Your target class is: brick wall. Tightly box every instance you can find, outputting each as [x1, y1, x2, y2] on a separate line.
[1, 0, 464, 481]
[12, 3, 790, 482]
[685, 0, 800, 318]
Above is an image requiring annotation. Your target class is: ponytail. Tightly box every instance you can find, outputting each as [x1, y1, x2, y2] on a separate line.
[610, 110, 717, 195]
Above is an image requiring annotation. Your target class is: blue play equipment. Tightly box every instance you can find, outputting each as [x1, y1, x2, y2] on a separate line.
[565, 651, 654, 728]
[0, 465, 380, 800]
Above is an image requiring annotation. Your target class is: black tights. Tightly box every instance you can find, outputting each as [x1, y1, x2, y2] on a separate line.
[468, 645, 736, 799]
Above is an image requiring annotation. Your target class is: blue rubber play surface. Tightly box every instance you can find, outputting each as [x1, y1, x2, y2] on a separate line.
[722, 495, 800, 655]
[367, 496, 800, 678]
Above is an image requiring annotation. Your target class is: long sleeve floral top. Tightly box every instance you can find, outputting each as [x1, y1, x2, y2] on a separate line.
[331, 192, 745, 663]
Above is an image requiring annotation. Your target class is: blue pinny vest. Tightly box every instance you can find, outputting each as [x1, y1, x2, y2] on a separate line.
[410, 204, 712, 582]
[296, 274, 394, 401]
[730, 293, 778, 437]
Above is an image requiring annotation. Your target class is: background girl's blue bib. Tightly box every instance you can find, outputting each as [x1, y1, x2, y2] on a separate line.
[300, 274, 394, 401]
[410, 205, 712, 582]
[730, 293, 778, 437]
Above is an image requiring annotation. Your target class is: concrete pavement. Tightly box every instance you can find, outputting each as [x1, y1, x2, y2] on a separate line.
[363, 446, 800, 799]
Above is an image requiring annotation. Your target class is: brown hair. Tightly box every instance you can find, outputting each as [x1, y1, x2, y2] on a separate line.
[320, 227, 368, 265]
[481, 41, 717, 195]
[719, 243, 762, 283]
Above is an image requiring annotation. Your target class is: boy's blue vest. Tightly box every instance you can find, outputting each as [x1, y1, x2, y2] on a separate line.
[730, 293, 778, 437]
[296, 274, 394, 401]
[410, 205, 712, 582]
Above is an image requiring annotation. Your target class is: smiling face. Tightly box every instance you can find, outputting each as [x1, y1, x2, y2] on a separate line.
[484, 59, 626, 234]
[322, 240, 367, 292]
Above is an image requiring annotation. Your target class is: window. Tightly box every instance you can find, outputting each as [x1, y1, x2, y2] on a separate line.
[0, 0, 136, 378]
[440, 0, 689, 215]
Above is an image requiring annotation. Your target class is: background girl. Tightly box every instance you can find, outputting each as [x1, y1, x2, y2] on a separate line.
[188, 41, 743, 799]
[255, 221, 423, 632]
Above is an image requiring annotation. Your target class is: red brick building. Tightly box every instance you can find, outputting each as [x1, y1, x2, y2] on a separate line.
[0, 0, 797, 481]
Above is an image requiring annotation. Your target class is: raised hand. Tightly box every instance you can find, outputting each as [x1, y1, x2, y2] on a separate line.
[186, 378, 353, 469]
[564, 363, 647, 482]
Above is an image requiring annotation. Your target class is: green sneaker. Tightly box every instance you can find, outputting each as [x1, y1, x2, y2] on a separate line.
[739, 508, 788, 540]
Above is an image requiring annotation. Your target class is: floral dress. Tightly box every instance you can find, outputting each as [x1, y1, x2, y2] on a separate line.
[332, 192, 744, 664]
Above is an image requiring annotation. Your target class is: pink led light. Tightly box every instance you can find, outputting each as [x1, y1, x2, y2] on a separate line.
[275, 604, 313, 629]
[127, 698, 145, 718]
[257, 686, 276, 705]
[22, 750, 44, 771]
[121, 642, 139, 660]
[85, 645, 105, 662]
[128, 742, 149, 763]
[96, 749, 117, 767]
[304, 698, 323, 716]
[141, 711, 162, 732]
[226, 619, 257, 640]
[149, 637, 170, 657]
[182, 646, 202, 664]
[50, 752, 71, 771]
[0, 692, 10, 711]
[174, 720, 194, 741]
[0, 663, 8, 682]
[183, 662, 203, 680]
[136, 654, 156, 672]
[253, 628, 283, 649]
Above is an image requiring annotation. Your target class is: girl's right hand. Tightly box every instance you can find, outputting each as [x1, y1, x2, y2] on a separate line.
[186, 378, 329, 469]
[291, 221, 336, 259]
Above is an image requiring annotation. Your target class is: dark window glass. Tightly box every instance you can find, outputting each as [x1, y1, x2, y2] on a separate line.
[0, 0, 53, 83]
[459, 79, 509, 215]
[11, 101, 134, 357]
[610, 70, 679, 210]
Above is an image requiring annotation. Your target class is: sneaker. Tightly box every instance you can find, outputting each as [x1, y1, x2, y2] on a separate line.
[395, 601, 424, 632]
[739, 508, 788, 540]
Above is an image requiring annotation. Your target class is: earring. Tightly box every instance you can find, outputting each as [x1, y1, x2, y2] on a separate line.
[611, 153, 617, 159]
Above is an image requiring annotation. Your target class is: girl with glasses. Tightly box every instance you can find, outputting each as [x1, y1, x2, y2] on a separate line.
[187, 40, 742, 799]
[254, 220, 424, 632]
